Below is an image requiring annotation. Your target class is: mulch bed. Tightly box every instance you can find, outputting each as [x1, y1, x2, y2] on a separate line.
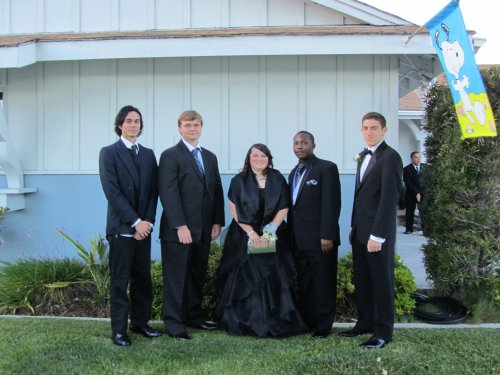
[0, 299, 110, 318]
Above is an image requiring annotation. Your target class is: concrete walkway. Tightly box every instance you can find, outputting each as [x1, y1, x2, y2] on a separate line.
[395, 224, 431, 289]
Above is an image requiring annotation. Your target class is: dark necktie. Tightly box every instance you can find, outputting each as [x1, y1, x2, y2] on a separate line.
[295, 163, 305, 185]
[192, 148, 205, 175]
[130, 144, 139, 170]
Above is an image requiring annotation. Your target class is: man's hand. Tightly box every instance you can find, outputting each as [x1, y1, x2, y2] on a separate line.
[367, 238, 382, 253]
[134, 220, 152, 240]
[177, 225, 193, 244]
[320, 239, 333, 253]
[211, 224, 221, 240]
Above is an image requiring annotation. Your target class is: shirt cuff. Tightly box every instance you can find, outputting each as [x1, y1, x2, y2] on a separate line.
[370, 235, 386, 243]
[131, 218, 141, 227]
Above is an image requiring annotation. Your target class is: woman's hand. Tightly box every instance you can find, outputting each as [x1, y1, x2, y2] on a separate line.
[248, 231, 269, 248]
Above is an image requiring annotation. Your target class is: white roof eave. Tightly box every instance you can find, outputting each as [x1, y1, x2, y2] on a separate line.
[310, 0, 413, 26]
[0, 33, 434, 68]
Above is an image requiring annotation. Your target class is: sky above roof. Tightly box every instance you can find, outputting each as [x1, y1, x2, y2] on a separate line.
[362, 0, 499, 64]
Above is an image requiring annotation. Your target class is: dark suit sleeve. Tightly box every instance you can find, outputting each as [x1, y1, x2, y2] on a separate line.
[144, 150, 158, 224]
[157, 150, 187, 229]
[99, 146, 138, 226]
[371, 151, 403, 239]
[403, 165, 420, 195]
[320, 162, 341, 243]
[211, 154, 225, 226]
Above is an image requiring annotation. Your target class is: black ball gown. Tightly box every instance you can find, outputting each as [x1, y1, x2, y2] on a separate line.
[215, 169, 308, 337]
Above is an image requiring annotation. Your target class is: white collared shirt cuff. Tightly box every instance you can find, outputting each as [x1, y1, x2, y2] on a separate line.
[132, 218, 141, 227]
[370, 235, 385, 243]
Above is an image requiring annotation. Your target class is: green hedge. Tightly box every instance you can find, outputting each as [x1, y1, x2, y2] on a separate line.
[151, 243, 416, 321]
[1, 242, 416, 321]
[422, 66, 500, 310]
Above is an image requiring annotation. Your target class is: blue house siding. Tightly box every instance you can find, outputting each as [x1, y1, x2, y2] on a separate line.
[0, 173, 356, 262]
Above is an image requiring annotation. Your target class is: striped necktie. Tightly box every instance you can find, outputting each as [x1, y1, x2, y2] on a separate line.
[192, 148, 205, 175]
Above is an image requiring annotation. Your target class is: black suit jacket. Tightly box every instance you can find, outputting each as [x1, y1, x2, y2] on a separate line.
[288, 154, 341, 251]
[403, 163, 425, 200]
[158, 140, 225, 243]
[351, 141, 403, 246]
[99, 140, 158, 236]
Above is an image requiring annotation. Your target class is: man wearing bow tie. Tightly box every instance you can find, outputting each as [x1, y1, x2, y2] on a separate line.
[338, 112, 402, 349]
[158, 110, 225, 340]
[403, 151, 425, 234]
[99, 105, 161, 346]
[288, 131, 341, 338]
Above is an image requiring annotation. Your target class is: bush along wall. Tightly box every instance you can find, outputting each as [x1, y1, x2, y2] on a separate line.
[422, 66, 500, 312]
[336, 252, 416, 320]
[1, 241, 417, 321]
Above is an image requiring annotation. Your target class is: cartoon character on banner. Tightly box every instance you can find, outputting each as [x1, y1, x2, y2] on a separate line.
[435, 23, 486, 133]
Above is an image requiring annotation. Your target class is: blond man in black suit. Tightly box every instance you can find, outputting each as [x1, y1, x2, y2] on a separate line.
[158, 110, 225, 340]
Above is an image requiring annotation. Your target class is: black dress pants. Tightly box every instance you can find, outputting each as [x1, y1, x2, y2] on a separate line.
[161, 238, 210, 336]
[294, 247, 338, 333]
[108, 235, 153, 335]
[405, 194, 418, 232]
[352, 236, 394, 341]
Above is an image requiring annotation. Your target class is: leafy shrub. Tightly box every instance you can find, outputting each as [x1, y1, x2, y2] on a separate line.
[336, 252, 356, 320]
[2, 241, 417, 321]
[151, 260, 163, 320]
[57, 230, 110, 305]
[422, 66, 500, 310]
[0, 257, 87, 312]
[203, 241, 223, 319]
[336, 253, 417, 319]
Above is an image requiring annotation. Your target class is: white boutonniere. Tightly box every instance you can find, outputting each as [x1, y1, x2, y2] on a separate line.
[355, 149, 371, 165]
[306, 179, 318, 186]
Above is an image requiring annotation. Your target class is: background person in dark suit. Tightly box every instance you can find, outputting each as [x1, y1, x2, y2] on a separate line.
[288, 131, 341, 339]
[338, 112, 402, 349]
[158, 110, 225, 340]
[403, 151, 425, 234]
[99, 105, 161, 346]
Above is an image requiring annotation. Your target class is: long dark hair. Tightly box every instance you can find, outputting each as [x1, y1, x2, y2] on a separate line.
[240, 143, 273, 176]
[114, 105, 144, 137]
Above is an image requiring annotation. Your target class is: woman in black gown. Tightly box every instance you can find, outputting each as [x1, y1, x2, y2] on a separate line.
[215, 143, 307, 337]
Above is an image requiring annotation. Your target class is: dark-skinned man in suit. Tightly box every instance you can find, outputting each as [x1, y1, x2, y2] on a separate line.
[99, 105, 161, 346]
[338, 112, 402, 349]
[158, 110, 225, 340]
[288, 131, 341, 339]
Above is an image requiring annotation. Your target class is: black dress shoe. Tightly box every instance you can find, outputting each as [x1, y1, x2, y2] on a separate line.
[404, 230, 412, 234]
[312, 330, 330, 338]
[171, 332, 192, 341]
[360, 336, 386, 349]
[197, 321, 217, 330]
[338, 328, 372, 337]
[112, 333, 131, 346]
[130, 324, 162, 338]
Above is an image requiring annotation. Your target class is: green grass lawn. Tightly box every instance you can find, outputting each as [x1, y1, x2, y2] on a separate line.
[0, 317, 498, 375]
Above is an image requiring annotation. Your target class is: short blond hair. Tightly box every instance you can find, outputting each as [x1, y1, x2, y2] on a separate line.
[178, 110, 203, 127]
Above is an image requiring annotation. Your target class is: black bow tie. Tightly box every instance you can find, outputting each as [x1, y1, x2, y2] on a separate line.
[360, 149, 373, 157]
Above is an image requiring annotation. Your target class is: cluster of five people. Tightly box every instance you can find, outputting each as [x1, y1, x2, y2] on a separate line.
[99, 106, 403, 350]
